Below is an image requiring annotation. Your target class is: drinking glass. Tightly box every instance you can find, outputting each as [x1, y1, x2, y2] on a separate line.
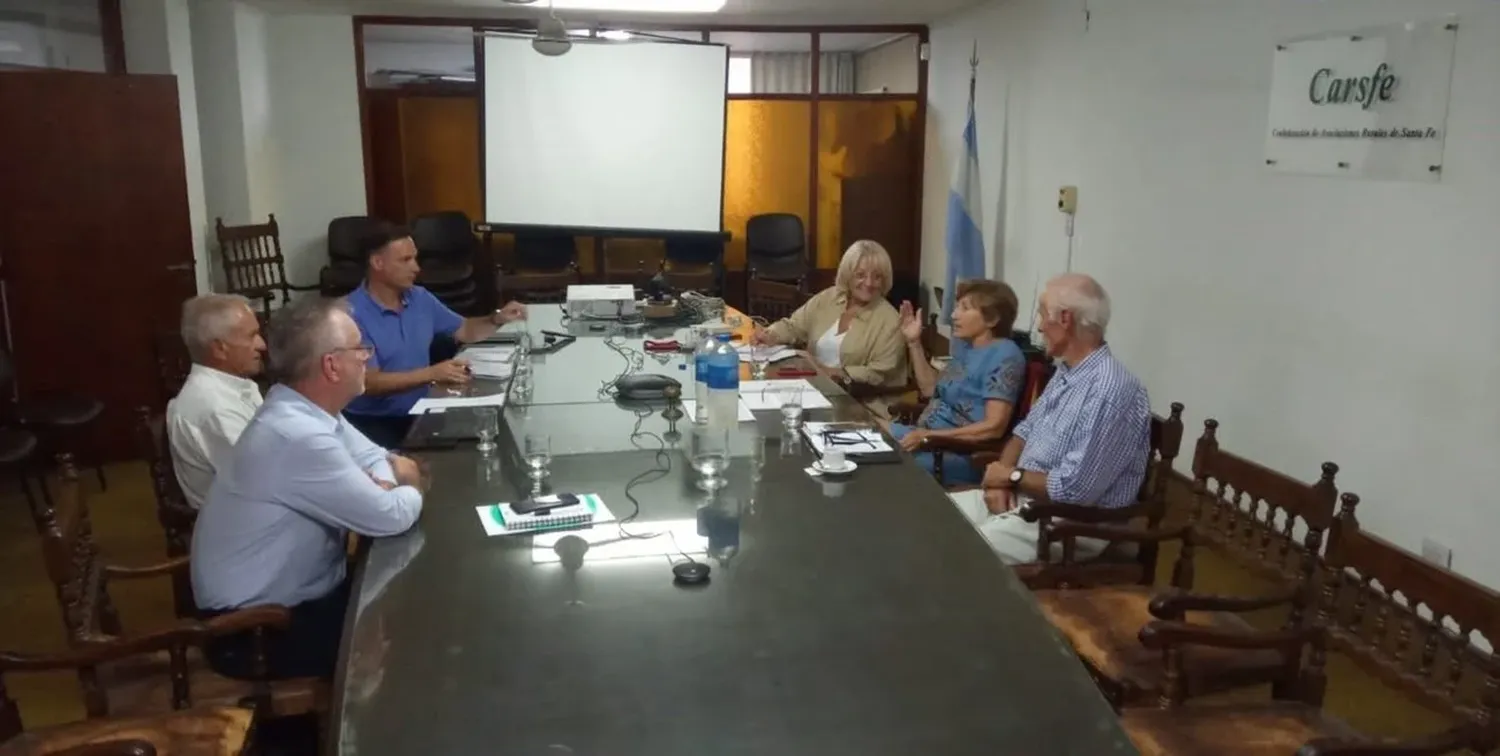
[776, 384, 804, 429]
[474, 406, 499, 454]
[689, 425, 731, 489]
[749, 345, 771, 380]
[524, 433, 552, 479]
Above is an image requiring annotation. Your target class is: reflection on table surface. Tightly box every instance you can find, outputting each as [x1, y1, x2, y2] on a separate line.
[334, 303, 1137, 756]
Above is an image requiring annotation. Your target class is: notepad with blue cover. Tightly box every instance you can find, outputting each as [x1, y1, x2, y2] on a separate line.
[475, 494, 616, 537]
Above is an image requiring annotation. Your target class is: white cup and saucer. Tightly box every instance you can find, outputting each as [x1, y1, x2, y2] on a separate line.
[812, 449, 858, 477]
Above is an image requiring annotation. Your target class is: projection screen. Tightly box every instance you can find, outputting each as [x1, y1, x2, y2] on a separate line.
[481, 35, 728, 234]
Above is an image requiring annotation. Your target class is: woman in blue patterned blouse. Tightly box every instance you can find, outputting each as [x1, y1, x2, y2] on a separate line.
[888, 280, 1027, 485]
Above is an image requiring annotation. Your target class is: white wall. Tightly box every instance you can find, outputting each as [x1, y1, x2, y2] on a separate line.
[190, 0, 254, 290]
[183, 3, 365, 289]
[122, 0, 210, 293]
[923, 0, 1500, 583]
[264, 12, 367, 286]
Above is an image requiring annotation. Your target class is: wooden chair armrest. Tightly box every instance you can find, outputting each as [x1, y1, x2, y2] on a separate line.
[920, 435, 1006, 455]
[889, 400, 927, 424]
[1019, 500, 1146, 524]
[1148, 586, 1301, 620]
[287, 282, 322, 292]
[1049, 521, 1191, 545]
[1299, 724, 1496, 756]
[1138, 619, 1323, 654]
[52, 741, 158, 756]
[0, 606, 291, 672]
[103, 555, 190, 580]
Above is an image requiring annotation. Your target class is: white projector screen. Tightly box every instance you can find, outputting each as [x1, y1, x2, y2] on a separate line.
[482, 36, 728, 234]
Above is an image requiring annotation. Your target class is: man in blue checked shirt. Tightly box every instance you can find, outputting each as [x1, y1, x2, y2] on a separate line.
[976, 273, 1151, 564]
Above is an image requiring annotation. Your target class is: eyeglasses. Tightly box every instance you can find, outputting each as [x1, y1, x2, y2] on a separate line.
[820, 429, 877, 449]
[329, 343, 374, 359]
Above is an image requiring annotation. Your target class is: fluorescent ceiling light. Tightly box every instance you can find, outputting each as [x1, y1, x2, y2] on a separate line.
[548, 0, 725, 12]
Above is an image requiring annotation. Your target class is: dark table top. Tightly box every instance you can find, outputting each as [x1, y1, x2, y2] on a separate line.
[332, 311, 1135, 756]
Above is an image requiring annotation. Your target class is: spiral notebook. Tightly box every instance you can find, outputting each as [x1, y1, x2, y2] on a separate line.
[476, 494, 616, 537]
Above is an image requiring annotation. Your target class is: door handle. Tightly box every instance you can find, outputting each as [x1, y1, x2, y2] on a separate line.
[165, 262, 195, 272]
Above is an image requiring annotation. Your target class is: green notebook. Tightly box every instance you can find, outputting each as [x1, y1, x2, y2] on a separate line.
[476, 493, 614, 537]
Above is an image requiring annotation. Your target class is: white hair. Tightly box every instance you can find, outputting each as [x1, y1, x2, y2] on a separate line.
[1043, 273, 1111, 337]
[834, 240, 893, 297]
[180, 294, 253, 363]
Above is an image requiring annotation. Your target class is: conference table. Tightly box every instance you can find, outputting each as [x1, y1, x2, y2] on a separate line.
[329, 306, 1137, 755]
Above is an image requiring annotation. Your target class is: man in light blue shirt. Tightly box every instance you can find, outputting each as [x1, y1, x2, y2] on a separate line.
[192, 296, 425, 680]
[975, 273, 1151, 564]
[344, 220, 526, 447]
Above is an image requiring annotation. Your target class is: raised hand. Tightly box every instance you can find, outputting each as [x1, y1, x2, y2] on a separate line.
[427, 358, 471, 384]
[898, 301, 923, 343]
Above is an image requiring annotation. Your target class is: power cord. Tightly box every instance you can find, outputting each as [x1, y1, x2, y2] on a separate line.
[595, 333, 644, 401]
[612, 401, 705, 568]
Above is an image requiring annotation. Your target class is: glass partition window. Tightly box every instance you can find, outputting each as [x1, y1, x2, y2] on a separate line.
[0, 0, 106, 72]
[823, 32, 921, 95]
[364, 24, 476, 88]
[711, 31, 813, 95]
[722, 101, 811, 269]
[816, 100, 920, 268]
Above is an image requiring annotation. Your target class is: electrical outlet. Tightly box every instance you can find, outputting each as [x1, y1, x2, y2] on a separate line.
[1421, 537, 1453, 569]
[1058, 185, 1078, 214]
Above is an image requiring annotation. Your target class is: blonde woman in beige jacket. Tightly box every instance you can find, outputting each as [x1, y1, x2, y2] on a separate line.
[750, 241, 909, 410]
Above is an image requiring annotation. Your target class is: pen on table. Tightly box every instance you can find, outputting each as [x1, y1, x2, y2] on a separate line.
[776, 369, 818, 377]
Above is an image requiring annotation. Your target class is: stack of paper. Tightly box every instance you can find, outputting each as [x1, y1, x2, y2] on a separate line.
[460, 346, 519, 380]
[735, 345, 797, 364]
[408, 394, 507, 415]
[801, 421, 894, 454]
[740, 379, 834, 411]
[680, 399, 755, 423]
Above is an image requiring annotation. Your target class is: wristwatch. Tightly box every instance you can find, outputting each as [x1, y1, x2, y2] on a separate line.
[1008, 468, 1024, 487]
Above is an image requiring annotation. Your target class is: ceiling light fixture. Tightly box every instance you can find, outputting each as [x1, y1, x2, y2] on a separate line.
[533, 0, 725, 12]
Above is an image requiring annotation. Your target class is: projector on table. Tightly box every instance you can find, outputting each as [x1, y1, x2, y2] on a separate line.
[566, 284, 638, 320]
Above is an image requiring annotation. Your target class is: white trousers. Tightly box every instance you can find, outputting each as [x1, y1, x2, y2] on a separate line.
[947, 490, 1112, 565]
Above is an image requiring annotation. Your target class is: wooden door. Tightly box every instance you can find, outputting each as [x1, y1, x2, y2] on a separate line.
[0, 70, 197, 461]
[398, 95, 481, 221]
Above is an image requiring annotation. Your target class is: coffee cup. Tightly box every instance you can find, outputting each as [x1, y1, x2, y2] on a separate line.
[822, 449, 846, 470]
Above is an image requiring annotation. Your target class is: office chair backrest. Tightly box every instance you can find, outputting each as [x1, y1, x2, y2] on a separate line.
[411, 211, 477, 262]
[327, 215, 376, 266]
[746, 213, 805, 258]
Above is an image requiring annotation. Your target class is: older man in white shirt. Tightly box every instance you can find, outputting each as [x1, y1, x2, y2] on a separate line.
[167, 294, 266, 509]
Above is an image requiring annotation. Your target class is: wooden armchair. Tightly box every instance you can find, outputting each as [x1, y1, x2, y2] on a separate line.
[746, 276, 806, 323]
[1117, 493, 1500, 756]
[133, 407, 196, 619]
[1013, 402, 1186, 590]
[214, 216, 318, 323]
[30, 456, 323, 723]
[498, 232, 581, 304]
[1030, 421, 1341, 709]
[0, 641, 254, 756]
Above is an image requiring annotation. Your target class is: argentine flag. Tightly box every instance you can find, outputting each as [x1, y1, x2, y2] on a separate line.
[942, 71, 984, 325]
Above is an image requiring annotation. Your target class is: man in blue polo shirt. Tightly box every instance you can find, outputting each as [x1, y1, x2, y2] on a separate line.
[344, 221, 527, 447]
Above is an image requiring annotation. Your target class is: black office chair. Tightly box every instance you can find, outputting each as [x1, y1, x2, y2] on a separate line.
[745, 213, 808, 286]
[0, 349, 106, 491]
[411, 211, 480, 314]
[663, 237, 723, 295]
[321, 215, 373, 297]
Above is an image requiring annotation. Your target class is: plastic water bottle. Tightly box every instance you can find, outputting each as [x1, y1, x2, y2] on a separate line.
[693, 330, 716, 423]
[706, 333, 741, 429]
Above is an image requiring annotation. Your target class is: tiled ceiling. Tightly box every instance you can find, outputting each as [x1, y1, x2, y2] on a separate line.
[252, 0, 976, 24]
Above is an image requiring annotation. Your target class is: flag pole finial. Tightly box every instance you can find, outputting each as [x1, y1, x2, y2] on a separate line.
[970, 41, 979, 73]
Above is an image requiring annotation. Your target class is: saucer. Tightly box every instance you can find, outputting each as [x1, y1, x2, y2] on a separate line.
[812, 459, 858, 476]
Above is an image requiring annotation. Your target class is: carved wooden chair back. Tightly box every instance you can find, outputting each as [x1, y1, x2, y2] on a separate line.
[746, 276, 807, 323]
[33, 454, 122, 643]
[1190, 419, 1340, 582]
[133, 407, 196, 617]
[215, 215, 290, 320]
[1321, 494, 1500, 746]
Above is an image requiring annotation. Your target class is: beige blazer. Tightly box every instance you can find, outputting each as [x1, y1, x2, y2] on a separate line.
[765, 286, 908, 391]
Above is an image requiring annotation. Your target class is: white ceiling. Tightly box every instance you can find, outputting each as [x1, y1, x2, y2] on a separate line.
[252, 0, 975, 24]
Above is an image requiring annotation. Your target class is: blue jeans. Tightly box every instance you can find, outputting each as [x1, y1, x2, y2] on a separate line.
[890, 422, 983, 485]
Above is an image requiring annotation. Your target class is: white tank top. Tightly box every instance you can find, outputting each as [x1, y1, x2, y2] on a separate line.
[813, 322, 846, 367]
